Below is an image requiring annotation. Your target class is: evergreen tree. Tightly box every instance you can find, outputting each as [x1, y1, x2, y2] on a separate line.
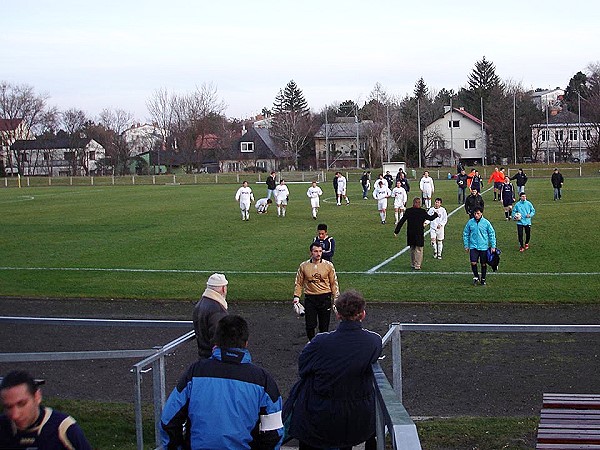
[564, 71, 588, 112]
[465, 56, 502, 115]
[413, 77, 429, 99]
[271, 80, 313, 168]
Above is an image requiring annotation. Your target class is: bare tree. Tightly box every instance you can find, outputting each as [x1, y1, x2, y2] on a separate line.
[96, 108, 134, 174]
[0, 81, 54, 174]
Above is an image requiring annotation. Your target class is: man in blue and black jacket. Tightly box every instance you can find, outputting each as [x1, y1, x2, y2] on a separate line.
[160, 315, 284, 450]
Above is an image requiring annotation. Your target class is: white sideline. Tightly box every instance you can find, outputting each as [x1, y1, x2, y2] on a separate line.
[0, 266, 598, 276]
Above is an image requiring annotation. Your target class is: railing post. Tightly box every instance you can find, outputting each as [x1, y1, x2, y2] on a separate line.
[152, 356, 166, 449]
[391, 323, 403, 402]
[133, 366, 144, 450]
[375, 392, 385, 450]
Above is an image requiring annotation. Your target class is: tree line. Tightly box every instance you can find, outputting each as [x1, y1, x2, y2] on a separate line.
[2, 57, 599, 175]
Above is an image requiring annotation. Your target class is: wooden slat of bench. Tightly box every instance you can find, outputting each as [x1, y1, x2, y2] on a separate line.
[537, 444, 600, 449]
[540, 423, 600, 431]
[544, 394, 600, 409]
[541, 410, 600, 420]
[538, 393, 600, 448]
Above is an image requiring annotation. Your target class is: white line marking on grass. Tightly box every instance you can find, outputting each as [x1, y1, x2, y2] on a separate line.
[366, 188, 493, 273]
[0, 195, 35, 204]
[1, 266, 598, 276]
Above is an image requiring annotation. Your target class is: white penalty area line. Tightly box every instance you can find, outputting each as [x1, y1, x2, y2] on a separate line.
[366, 187, 494, 273]
[0, 266, 598, 277]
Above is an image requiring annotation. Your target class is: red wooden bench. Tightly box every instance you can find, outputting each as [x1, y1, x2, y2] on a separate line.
[536, 393, 600, 449]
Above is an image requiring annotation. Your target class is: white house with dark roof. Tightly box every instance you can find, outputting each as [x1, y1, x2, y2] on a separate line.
[221, 126, 289, 172]
[10, 136, 106, 176]
[423, 107, 487, 166]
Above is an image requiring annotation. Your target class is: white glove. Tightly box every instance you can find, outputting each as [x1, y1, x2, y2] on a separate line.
[292, 296, 305, 316]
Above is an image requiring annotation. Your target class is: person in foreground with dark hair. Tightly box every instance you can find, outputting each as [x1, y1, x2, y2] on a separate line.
[0, 370, 92, 449]
[160, 315, 283, 450]
[284, 290, 382, 450]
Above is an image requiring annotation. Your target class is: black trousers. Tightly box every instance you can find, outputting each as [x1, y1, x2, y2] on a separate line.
[517, 224, 531, 247]
[304, 293, 332, 340]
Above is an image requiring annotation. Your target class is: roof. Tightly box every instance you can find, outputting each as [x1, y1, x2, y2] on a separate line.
[451, 108, 484, 126]
[314, 121, 374, 139]
[195, 134, 220, 150]
[11, 137, 95, 150]
[0, 118, 24, 132]
[226, 127, 289, 160]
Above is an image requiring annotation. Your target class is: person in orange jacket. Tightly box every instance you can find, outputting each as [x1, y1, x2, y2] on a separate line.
[488, 167, 506, 201]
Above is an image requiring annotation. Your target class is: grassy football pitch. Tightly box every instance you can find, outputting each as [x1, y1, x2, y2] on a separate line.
[1, 174, 599, 303]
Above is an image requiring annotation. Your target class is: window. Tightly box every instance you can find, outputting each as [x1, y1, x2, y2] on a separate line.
[240, 142, 254, 152]
[448, 120, 460, 128]
[433, 139, 444, 149]
[257, 161, 266, 169]
[43, 151, 50, 161]
[555, 130, 564, 141]
[569, 130, 578, 141]
[88, 151, 96, 160]
[464, 140, 476, 149]
[583, 129, 592, 140]
[541, 130, 550, 141]
[64, 151, 75, 161]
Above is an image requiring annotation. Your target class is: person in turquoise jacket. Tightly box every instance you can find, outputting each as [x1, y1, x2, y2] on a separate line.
[512, 191, 536, 252]
[463, 207, 496, 286]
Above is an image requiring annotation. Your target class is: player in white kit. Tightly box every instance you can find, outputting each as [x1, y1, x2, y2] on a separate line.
[306, 181, 323, 220]
[234, 181, 254, 221]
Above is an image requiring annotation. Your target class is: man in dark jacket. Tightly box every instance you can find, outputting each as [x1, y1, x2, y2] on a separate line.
[464, 187, 485, 218]
[551, 168, 564, 200]
[396, 171, 410, 193]
[266, 171, 277, 200]
[456, 169, 470, 204]
[193, 273, 229, 358]
[393, 197, 438, 270]
[285, 290, 382, 450]
[510, 168, 528, 194]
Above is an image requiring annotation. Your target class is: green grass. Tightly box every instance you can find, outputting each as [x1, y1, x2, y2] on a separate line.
[1, 173, 600, 302]
[44, 398, 155, 450]
[45, 398, 538, 450]
[416, 416, 538, 449]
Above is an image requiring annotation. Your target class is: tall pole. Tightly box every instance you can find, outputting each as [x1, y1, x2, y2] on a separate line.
[513, 92, 517, 164]
[578, 92, 582, 162]
[417, 98, 422, 168]
[355, 105, 360, 168]
[325, 108, 329, 169]
[386, 103, 391, 162]
[481, 97, 485, 166]
[449, 96, 454, 167]
[545, 105, 550, 165]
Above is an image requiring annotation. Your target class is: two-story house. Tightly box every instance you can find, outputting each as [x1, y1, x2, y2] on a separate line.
[313, 118, 376, 169]
[222, 125, 289, 173]
[531, 108, 596, 163]
[423, 107, 487, 166]
[10, 136, 106, 176]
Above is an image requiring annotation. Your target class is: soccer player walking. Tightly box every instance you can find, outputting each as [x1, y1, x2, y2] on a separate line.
[463, 207, 496, 286]
[306, 180, 323, 220]
[235, 180, 254, 221]
[293, 242, 339, 341]
[512, 192, 536, 252]
[428, 197, 448, 259]
[372, 179, 391, 224]
[391, 180, 408, 224]
[274, 179, 290, 217]
[419, 171, 435, 208]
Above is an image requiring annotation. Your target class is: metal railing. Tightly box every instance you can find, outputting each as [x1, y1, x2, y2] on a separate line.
[382, 323, 600, 403]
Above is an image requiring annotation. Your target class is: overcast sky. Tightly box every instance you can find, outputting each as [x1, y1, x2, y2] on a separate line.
[3, 0, 598, 122]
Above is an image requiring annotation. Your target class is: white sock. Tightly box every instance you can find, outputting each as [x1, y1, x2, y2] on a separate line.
[437, 241, 443, 256]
